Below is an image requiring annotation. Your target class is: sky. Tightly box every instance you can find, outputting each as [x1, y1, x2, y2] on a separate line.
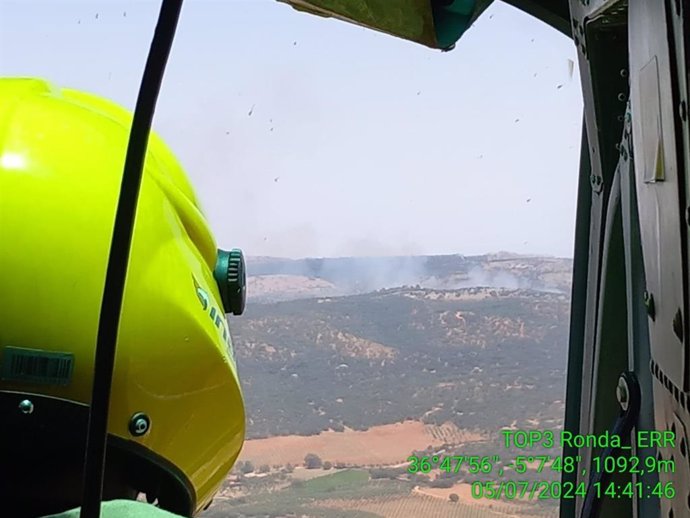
[0, 0, 583, 259]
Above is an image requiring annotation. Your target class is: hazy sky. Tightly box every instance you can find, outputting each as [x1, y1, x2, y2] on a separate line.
[0, 0, 583, 258]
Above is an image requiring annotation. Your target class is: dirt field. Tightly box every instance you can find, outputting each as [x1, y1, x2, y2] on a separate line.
[415, 484, 496, 509]
[316, 493, 552, 518]
[248, 274, 337, 299]
[238, 420, 485, 467]
[289, 466, 347, 481]
[415, 484, 558, 517]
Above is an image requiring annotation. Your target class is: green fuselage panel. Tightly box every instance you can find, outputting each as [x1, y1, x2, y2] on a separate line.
[278, 0, 493, 50]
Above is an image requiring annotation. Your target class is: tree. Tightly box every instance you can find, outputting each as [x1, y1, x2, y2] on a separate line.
[241, 461, 255, 474]
[304, 453, 323, 469]
[370, 468, 388, 479]
[259, 464, 270, 473]
[449, 493, 459, 503]
[323, 461, 332, 470]
[430, 478, 453, 488]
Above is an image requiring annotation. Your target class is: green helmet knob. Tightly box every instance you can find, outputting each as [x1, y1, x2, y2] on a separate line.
[214, 248, 246, 316]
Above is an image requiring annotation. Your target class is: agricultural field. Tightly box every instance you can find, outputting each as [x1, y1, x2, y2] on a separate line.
[205, 469, 558, 518]
[206, 470, 409, 517]
[238, 421, 485, 467]
[318, 493, 554, 518]
[426, 422, 483, 444]
[412, 484, 558, 516]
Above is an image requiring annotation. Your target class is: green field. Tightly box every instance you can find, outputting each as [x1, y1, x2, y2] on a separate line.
[302, 470, 370, 492]
[203, 470, 408, 517]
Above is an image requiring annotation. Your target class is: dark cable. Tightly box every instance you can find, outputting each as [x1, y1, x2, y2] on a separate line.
[80, 2, 184, 517]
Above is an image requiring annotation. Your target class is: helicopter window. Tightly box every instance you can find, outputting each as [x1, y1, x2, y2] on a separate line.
[0, 1, 581, 517]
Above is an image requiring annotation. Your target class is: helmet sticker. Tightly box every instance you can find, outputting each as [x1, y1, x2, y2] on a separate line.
[1, 346, 74, 386]
[193, 275, 210, 310]
[192, 275, 235, 360]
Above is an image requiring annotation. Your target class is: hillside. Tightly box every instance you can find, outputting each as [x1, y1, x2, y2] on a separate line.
[232, 285, 569, 439]
[245, 253, 572, 302]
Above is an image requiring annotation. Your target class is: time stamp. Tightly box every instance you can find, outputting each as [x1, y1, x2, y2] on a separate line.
[407, 429, 678, 500]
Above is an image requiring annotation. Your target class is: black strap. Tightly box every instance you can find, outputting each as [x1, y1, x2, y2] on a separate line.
[80, 2, 184, 517]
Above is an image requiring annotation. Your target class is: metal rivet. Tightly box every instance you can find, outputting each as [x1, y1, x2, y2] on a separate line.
[620, 69, 628, 78]
[129, 412, 151, 437]
[618, 92, 627, 102]
[18, 399, 34, 415]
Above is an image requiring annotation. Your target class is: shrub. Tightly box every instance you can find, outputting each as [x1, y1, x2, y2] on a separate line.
[304, 453, 323, 469]
[370, 469, 388, 479]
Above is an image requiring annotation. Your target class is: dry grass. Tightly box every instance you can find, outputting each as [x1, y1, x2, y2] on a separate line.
[238, 420, 485, 467]
[248, 274, 337, 299]
[316, 492, 553, 518]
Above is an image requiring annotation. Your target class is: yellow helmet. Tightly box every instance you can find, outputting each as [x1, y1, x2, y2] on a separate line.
[0, 78, 246, 516]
